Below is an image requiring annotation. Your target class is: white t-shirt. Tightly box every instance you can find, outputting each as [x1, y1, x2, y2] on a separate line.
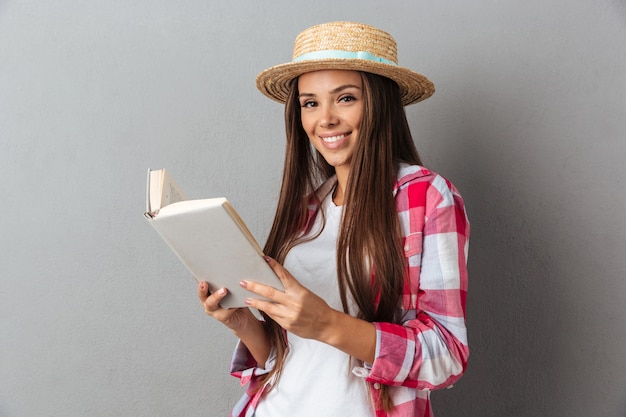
[254, 193, 374, 417]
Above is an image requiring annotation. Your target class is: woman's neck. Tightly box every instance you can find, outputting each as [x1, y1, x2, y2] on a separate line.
[332, 185, 344, 206]
[333, 166, 349, 206]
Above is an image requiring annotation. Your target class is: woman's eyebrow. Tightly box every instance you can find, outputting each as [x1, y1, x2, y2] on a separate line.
[330, 84, 361, 94]
[299, 84, 362, 99]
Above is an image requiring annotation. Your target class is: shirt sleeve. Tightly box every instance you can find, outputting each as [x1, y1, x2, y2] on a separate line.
[230, 339, 275, 385]
[367, 174, 470, 391]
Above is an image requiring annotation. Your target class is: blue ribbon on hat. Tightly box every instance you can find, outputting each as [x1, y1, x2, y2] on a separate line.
[293, 50, 397, 66]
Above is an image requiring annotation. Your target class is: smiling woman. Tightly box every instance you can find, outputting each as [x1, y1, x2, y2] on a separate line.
[197, 21, 470, 417]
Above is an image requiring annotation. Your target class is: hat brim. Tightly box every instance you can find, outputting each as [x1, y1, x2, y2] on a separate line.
[256, 58, 435, 106]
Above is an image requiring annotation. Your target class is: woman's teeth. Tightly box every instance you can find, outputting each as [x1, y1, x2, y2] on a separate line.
[322, 134, 346, 143]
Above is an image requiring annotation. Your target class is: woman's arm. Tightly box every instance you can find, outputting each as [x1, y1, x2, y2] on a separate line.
[367, 174, 470, 390]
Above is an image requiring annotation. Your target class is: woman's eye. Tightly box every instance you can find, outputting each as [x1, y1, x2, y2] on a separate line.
[339, 95, 356, 103]
[301, 101, 317, 108]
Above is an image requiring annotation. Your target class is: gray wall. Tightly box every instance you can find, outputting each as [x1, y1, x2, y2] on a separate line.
[1, 1, 625, 416]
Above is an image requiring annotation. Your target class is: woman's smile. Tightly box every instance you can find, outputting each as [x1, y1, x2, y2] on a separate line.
[322, 133, 347, 143]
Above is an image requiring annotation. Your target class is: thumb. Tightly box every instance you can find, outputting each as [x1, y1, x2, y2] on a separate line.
[198, 281, 210, 302]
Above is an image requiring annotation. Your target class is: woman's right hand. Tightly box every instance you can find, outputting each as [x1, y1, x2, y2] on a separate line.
[197, 281, 255, 332]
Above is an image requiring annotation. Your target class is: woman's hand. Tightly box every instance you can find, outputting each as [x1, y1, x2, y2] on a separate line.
[197, 282, 256, 333]
[241, 257, 337, 341]
[243, 257, 377, 363]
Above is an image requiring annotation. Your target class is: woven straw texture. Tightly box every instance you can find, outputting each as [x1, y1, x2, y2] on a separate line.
[256, 22, 434, 106]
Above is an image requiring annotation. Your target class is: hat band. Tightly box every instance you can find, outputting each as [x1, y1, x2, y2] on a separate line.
[293, 50, 397, 66]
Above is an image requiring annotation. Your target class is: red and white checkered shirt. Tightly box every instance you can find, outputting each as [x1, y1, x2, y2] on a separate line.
[229, 164, 470, 417]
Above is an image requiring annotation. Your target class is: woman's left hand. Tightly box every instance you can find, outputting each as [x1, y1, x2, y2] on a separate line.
[241, 257, 336, 341]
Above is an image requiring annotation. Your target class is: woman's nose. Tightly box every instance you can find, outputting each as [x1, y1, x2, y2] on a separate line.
[320, 105, 339, 128]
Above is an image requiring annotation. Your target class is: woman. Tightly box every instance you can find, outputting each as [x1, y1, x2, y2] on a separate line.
[198, 21, 470, 417]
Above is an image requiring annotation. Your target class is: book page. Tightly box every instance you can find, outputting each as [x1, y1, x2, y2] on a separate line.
[147, 169, 189, 215]
[161, 169, 188, 207]
[222, 201, 264, 254]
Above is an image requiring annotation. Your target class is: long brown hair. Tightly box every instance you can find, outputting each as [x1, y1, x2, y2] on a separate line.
[260, 71, 422, 412]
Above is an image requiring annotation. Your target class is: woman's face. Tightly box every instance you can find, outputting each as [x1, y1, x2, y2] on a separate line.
[297, 70, 363, 176]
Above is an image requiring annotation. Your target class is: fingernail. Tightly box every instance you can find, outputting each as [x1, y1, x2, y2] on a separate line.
[239, 281, 247, 288]
[217, 288, 226, 296]
[263, 256, 271, 262]
[244, 298, 252, 306]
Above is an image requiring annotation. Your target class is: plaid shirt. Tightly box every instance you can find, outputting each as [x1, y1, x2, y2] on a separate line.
[229, 164, 470, 417]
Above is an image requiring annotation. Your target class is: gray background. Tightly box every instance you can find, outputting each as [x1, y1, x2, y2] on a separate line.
[1, 1, 625, 416]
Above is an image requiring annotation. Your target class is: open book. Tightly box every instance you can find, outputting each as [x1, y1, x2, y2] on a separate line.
[144, 169, 282, 309]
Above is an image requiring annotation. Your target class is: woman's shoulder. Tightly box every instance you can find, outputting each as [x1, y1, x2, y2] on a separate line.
[395, 163, 465, 206]
[395, 163, 440, 190]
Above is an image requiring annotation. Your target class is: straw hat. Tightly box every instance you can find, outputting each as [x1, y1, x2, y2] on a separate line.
[256, 21, 434, 106]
